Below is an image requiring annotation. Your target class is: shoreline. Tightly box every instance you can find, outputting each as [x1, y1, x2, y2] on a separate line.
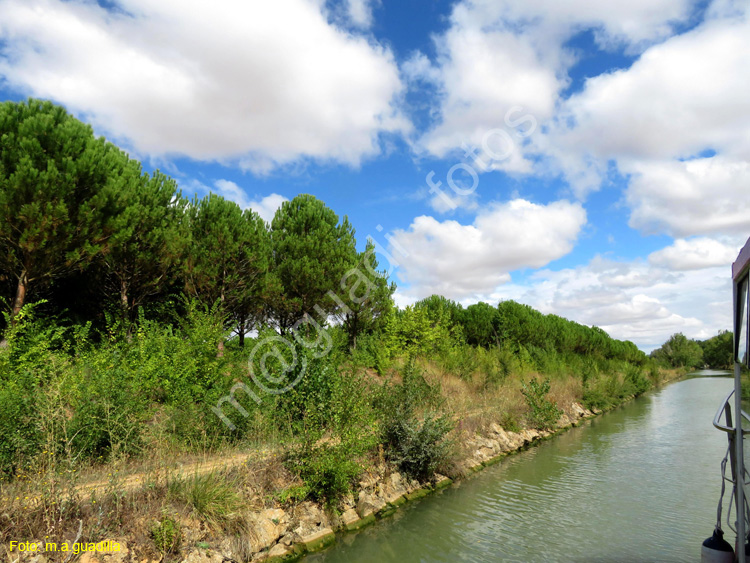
[3, 371, 687, 563]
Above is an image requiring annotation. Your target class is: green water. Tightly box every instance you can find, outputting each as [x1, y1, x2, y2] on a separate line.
[306, 373, 734, 562]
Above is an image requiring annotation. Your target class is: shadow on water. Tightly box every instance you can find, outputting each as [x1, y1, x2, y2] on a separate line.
[306, 373, 735, 563]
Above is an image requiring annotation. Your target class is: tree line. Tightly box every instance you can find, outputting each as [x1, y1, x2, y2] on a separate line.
[650, 330, 734, 370]
[1, 98, 684, 484]
[0, 99, 393, 349]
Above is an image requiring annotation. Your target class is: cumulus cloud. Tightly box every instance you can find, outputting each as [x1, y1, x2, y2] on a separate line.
[0, 0, 407, 172]
[343, 0, 376, 28]
[464, 0, 695, 50]
[486, 255, 731, 351]
[549, 9, 750, 196]
[211, 180, 287, 223]
[406, 0, 698, 167]
[390, 198, 586, 299]
[410, 23, 560, 169]
[626, 157, 750, 237]
[648, 237, 740, 271]
[426, 189, 479, 214]
[248, 193, 289, 224]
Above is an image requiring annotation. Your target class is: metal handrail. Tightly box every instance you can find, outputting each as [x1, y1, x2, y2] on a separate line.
[714, 389, 736, 433]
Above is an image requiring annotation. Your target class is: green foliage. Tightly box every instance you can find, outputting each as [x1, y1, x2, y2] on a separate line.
[521, 377, 563, 430]
[185, 194, 272, 347]
[286, 443, 362, 505]
[99, 168, 187, 325]
[414, 295, 464, 328]
[623, 364, 651, 397]
[332, 240, 396, 350]
[650, 332, 704, 369]
[376, 360, 452, 480]
[270, 194, 357, 331]
[460, 302, 499, 348]
[381, 413, 453, 481]
[382, 305, 458, 358]
[0, 300, 241, 479]
[151, 515, 182, 554]
[437, 342, 481, 380]
[349, 331, 392, 374]
[700, 330, 734, 369]
[0, 368, 41, 479]
[499, 411, 521, 433]
[375, 359, 443, 417]
[495, 300, 647, 366]
[277, 341, 377, 504]
[0, 99, 141, 317]
[180, 472, 241, 530]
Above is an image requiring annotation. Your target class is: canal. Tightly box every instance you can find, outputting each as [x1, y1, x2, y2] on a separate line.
[305, 372, 733, 562]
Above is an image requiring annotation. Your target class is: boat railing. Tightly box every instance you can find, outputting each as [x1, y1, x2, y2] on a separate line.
[714, 390, 736, 433]
[713, 389, 750, 434]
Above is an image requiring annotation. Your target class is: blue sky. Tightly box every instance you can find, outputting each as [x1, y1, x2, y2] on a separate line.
[1, 0, 749, 351]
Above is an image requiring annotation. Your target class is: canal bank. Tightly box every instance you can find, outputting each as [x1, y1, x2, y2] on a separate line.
[241, 401, 601, 563]
[242, 370, 691, 562]
[305, 371, 732, 562]
[2, 370, 692, 563]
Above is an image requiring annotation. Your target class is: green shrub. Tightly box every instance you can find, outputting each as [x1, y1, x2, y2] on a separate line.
[349, 332, 391, 375]
[151, 515, 181, 554]
[624, 364, 651, 396]
[286, 443, 362, 505]
[437, 343, 480, 380]
[381, 412, 453, 481]
[181, 472, 241, 530]
[499, 411, 521, 433]
[373, 358, 443, 419]
[373, 358, 452, 480]
[521, 377, 562, 430]
[0, 370, 41, 479]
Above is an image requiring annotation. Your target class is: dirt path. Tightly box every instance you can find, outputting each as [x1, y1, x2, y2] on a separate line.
[1, 447, 275, 504]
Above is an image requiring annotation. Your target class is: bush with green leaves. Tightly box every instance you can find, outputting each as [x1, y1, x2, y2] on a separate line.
[151, 515, 181, 554]
[375, 360, 452, 481]
[381, 412, 453, 481]
[278, 340, 377, 504]
[624, 364, 651, 397]
[286, 443, 362, 505]
[521, 377, 562, 430]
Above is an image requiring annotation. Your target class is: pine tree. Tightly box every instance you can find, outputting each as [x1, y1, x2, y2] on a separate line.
[270, 194, 357, 332]
[0, 99, 129, 320]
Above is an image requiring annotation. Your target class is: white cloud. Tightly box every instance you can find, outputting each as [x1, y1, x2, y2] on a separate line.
[426, 190, 479, 214]
[390, 198, 586, 299]
[549, 10, 750, 196]
[648, 237, 741, 271]
[626, 157, 750, 237]
[344, 0, 376, 28]
[213, 180, 253, 209]
[211, 179, 287, 223]
[480, 0, 694, 50]
[248, 193, 289, 224]
[407, 0, 698, 167]
[411, 22, 561, 169]
[486, 255, 732, 351]
[0, 0, 407, 172]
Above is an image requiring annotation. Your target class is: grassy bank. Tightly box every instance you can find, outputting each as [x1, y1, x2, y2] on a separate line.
[0, 298, 672, 560]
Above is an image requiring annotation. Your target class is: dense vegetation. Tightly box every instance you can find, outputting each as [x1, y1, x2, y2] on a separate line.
[0, 99, 701, 510]
[650, 330, 734, 370]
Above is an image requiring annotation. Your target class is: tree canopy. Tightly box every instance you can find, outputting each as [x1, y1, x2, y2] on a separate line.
[0, 99, 131, 318]
[269, 194, 357, 331]
[650, 332, 704, 369]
